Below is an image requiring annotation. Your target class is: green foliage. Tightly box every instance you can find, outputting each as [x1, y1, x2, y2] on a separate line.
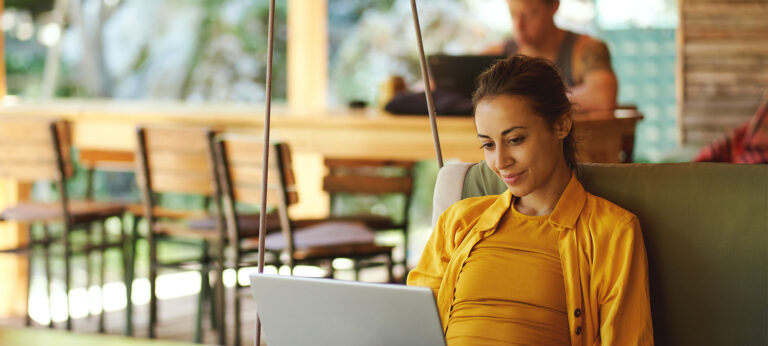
[6, 0, 54, 17]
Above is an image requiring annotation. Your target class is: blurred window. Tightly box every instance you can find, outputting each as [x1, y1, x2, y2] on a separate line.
[327, 0, 594, 107]
[4, 0, 287, 102]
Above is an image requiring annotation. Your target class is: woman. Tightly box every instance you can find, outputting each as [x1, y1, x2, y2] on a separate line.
[407, 55, 653, 345]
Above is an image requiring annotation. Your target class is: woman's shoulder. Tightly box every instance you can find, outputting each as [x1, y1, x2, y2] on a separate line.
[440, 194, 502, 225]
[582, 191, 640, 230]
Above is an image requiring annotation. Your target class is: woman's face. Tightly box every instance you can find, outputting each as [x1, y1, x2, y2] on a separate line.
[475, 94, 570, 198]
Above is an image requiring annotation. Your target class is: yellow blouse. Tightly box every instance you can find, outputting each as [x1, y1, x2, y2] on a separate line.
[408, 175, 654, 346]
[446, 205, 570, 345]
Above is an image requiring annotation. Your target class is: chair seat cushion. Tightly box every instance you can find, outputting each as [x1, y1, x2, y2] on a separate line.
[292, 243, 393, 262]
[1, 200, 125, 223]
[126, 204, 208, 220]
[187, 213, 283, 237]
[264, 221, 376, 251]
[153, 220, 220, 240]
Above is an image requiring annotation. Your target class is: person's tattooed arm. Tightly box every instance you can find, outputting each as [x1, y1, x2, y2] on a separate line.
[569, 39, 617, 111]
[581, 41, 613, 74]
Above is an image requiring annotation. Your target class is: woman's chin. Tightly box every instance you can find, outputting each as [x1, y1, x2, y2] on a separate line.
[506, 185, 531, 198]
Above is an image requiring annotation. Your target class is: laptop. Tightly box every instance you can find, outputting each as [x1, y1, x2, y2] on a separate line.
[249, 274, 446, 346]
[428, 54, 505, 99]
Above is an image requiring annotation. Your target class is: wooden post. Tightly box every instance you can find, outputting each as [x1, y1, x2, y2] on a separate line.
[0, 180, 31, 319]
[675, 0, 685, 145]
[286, 0, 330, 217]
[0, 0, 5, 97]
[0, 0, 26, 320]
[287, 0, 327, 111]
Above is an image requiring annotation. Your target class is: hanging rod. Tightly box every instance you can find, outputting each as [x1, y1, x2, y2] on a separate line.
[410, 0, 444, 168]
[256, 0, 276, 345]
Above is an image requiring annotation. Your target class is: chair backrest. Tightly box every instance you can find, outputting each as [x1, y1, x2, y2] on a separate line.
[213, 133, 297, 247]
[135, 126, 217, 197]
[324, 159, 414, 224]
[215, 134, 298, 207]
[135, 125, 221, 228]
[436, 161, 768, 346]
[0, 118, 73, 182]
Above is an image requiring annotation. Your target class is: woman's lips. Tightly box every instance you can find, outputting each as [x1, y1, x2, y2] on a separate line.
[501, 170, 526, 185]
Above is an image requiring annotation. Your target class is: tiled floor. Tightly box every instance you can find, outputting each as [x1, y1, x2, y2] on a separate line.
[1, 264, 395, 346]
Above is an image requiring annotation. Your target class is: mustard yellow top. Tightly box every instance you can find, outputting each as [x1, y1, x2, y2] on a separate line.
[408, 175, 654, 346]
[446, 204, 570, 345]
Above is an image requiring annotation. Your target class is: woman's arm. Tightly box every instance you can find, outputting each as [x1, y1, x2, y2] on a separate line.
[592, 215, 654, 345]
[406, 212, 454, 297]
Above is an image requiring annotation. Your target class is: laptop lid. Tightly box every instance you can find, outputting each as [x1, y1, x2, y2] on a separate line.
[428, 54, 505, 99]
[249, 274, 446, 346]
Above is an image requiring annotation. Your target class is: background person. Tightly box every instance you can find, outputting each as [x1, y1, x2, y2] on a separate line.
[485, 0, 618, 111]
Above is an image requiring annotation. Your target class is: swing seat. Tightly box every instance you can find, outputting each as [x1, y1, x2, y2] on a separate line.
[431, 161, 768, 346]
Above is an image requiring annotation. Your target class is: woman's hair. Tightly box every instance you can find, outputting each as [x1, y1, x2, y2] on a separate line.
[472, 54, 578, 170]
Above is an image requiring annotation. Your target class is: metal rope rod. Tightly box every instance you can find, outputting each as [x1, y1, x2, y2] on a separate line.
[252, 2, 439, 344]
[256, 0, 276, 345]
[410, 0, 444, 168]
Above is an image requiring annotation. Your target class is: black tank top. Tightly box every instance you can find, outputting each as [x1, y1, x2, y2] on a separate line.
[502, 31, 579, 87]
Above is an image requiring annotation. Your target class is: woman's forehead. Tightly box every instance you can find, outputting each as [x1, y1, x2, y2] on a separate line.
[475, 96, 545, 133]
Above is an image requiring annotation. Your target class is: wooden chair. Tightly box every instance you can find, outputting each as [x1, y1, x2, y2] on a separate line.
[134, 125, 226, 344]
[213, 134, 395, 346]
[0, 118, 127, 331]
[77, 148, 143, 336]
[323, 158, 414, 279]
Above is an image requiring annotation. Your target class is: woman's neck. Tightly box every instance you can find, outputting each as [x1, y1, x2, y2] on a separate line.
[515, 163, 572, 216]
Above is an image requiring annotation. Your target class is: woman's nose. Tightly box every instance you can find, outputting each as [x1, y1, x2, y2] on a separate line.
[494, 149, 514, 170]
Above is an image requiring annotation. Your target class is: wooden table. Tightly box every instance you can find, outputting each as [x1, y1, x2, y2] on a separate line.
[0, 328, 197, 346]
[0, 99, 641, 317]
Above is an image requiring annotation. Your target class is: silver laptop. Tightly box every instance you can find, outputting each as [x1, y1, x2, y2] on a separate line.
[249, 274, 446, 346]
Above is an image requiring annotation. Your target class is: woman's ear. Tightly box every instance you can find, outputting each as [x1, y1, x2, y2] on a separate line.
[554, 115, 572, 139]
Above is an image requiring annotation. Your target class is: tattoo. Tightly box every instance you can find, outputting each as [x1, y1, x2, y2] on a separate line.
[581, 41, 612, 73]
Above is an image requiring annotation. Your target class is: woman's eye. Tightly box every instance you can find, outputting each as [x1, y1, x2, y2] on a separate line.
[509, 136, 526, 144]
[480, 142, 494, 150]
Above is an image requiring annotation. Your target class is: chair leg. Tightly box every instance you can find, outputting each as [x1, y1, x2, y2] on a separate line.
[402, 229, 409, 282]
[85, 223, 93, 321]
[327, 260, 335, 279]
[148, 233, 158, 338]
[24, 224, 37, 327]
[214, 253, 225, 345]
[43, 225, 54, 329]
[25, 244, 32, 327]
[124, 214, 138, 337]
[99, 221, 107, 333]
[202, 244, 218, 332]
[353, 259, 360, 281]
[195, 256, 209, 344]
[63, 224, 73, 331]
[234, 265, 242, 346]
[386, 253, 394, 283]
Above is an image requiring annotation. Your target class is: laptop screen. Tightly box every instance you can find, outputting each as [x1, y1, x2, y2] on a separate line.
[250, 274, 446, 346]
[428, 54, 505, 99]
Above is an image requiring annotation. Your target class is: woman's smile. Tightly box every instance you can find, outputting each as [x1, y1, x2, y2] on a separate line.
[500, 170, 527, 185]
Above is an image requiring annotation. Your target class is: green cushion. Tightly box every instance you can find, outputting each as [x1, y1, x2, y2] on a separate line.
[463, 162, 768, 346]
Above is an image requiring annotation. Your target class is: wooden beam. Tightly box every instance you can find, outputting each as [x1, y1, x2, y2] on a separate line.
[287, 0, 327, 111]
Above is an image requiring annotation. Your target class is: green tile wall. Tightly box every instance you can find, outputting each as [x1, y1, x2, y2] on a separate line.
[600, 29, 677, 162]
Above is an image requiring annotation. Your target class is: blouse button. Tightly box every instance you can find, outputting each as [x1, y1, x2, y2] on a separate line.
[575, 326, 582, 335]
[574, 308, 582, 317]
